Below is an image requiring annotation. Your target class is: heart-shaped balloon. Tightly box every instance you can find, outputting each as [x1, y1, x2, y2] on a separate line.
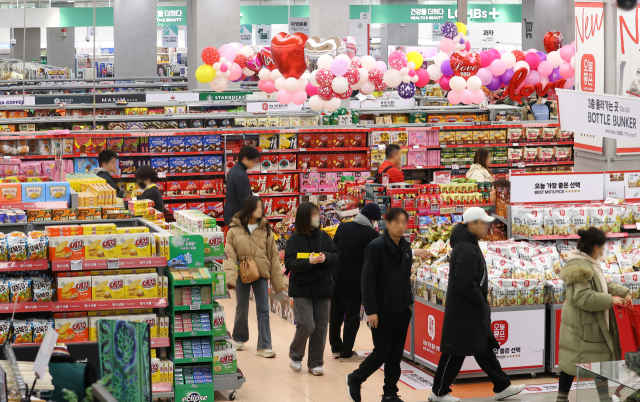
[246, 54, 263, 73]
[305, 36, 344, 72]
[450, 52, 481, 79]
[543, 31, 563, 53]
[271, 32, 309, 79]
[261, 47, 277, 71]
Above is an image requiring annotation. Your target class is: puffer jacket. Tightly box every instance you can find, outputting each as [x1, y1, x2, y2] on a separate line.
[223, 216, 286, 292]
[466, 164, 494, 182]
[558, 251, 629, 376]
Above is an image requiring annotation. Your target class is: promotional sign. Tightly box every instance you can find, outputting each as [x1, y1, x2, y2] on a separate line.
[199, 92, 251, 101]
[367, 3, 521, 24]
[604, 171, 640, 200]
[256, 25, 271, 45]
[466, 23, 495, 52]
[146, 93, 199, 102]
[359, 98, 416, 108]
[0, 96, 35, 106]
[162, 25, 178, 47]
[349, 11, 370, 57]
[289, 17, 310, 36]
[413, 301, 444, 366]
[95, 93, 147, 104]
[510, 172, 605, 204]
[34, 95, 93, 105]
[240, 24, 252, 45]
[575, 3, 604, 94]
[169, 235, 204, 268]
[156, 6, 186, 25]
[246, 102, 303, 113]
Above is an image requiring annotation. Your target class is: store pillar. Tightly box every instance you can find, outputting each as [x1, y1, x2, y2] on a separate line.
[46, 28, 76, 70]
[114, 0, 157, 77]
[187, 0, 240, 90]
[10, 28, 40, 62]
[457, 0, 468, 24]
[521, 0, 575, 51]
[309, 0, 349, 39]
[379, 0, 419, 62]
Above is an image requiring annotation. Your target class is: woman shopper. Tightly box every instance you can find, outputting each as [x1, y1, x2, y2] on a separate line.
[224, 196, 286, 358]
[285, 202, 340, 376]
[467, 148, 496, 204]
[557, 227, 631, 402]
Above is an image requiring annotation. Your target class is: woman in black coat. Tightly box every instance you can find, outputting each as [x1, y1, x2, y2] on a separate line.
[284, 202, 340, 376]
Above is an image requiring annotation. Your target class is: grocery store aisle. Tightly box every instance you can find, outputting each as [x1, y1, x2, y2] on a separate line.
[216, 292, 630, 402]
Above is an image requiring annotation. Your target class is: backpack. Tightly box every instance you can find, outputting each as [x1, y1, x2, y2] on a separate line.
[373, 165, 394, 184]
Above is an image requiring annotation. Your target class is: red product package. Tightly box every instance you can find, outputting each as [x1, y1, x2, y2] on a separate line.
[278, 154, 297, 170]
[260, 154, 279, 171]
[274, 197, 298, 215]
[297, 154, 314, 170]
[106, 138, 123, 152]
[188, 202, 206, 213]
[268, 174, 297, 193]
[123, 138, 140, 153]
[315, 134, 331, 148]
[333, 154, 349, 169]
[167, 203, 187, 213]
[349, 133, 366, 147]
[248, 175, 268, 193]
[262, 198, 274, 216]
[200, 180, 215, 195]
[165, 181, 184, 197]
[316, 154, 332, 169]
[183, 181, 200, 196]
[225, 155, 237, 172]
[350, 153, 368, 169]
[205, 202, 224, 218]
[333, 133, 349, 148]
[156, 182, 165, 195]
[298, 133, 315, 148]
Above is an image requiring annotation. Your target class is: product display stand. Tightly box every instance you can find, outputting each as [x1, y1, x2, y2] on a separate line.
[545, 303, 562, 374]
[90, 383, 118, 402]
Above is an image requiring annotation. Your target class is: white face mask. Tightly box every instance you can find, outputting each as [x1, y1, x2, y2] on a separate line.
[311, 217, 320, 228]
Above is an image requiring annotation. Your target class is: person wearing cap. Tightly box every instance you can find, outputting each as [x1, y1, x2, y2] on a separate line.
[429, 207, 525, 402]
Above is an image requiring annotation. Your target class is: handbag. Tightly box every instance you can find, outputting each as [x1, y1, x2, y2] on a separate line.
[239, 229, 265, 284]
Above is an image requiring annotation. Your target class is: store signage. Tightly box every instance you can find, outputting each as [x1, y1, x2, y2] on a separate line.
[199, 92, 251, 101]
[34, 95, 93, 105]
[246, 102, 303, 113]
[510, 172, 605, 204]
[359, 98, 416, 108]
[575, 3, 604, 94]
[256, 25, 271, 45]
[95, 93, 147, 104]
[289, 17, 310, 36]
[169, 235, 204, 268]
[604, 171, 640, 200]
[240, 25, 252, 45]
[366, 4, 521, 24]
[0, 96, 35, 106]
[147, 93, 199, 102]
[350, 12, 369, 57]
[156, 6, 186, 25]
[466, 23, 495, 52]
[432, 23, 443, 40]
[162, 25, 179, 48]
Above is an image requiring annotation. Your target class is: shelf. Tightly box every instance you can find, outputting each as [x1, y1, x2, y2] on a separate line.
[51, 257, 167, 271]
[51, 298, 167, 312]
[0, 201, 68, 209]
[509, 161, 574, 167]
[173, 330, 214, 338]
[512, 232, 628, 241]
[491, 214, 508, 225]
[401, 165, 442, 170]
[253, 192, 300, 197]
[120, 172, 225, 178]
[266, 215, 288, 220]
[163, 195, 226, 201]
[230, 147, 370, 154]
[0, 260, 48, 272]
[172, 278, 213, 286]
[173, 356, 214, 364]
[0, 302, 51, 313]
[422, 141, 574, 149]
[172, 303, 214, 312]
[152, 383, 173, 396]
[213, 294, 230, 300]
[22, 218, 138, 227]
[76, 151, 224, 157]
[151, 337, 171, 348]
[214, 333, 232, 341]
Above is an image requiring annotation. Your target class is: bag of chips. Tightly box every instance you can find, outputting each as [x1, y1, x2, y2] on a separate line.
[589, 206, 607, 231]
[511, 206, 523, 235]
[30, 319, 54, 343]
[512, 259, 528, 279]
[571, 206, 590, 234]
[9, 278, 31, 303]
[605, 205, 623, 233]
[615, 253, 635, 274]
[0, 319, 10, 344]
[600, 262, 621, 280]
[27, 231, 47, 261]
[491, 258, 514, 278]
[516, 243, 536, 261]
[521, 279, 540, 305]
[557, 240, 578, 260]
[545, 279, 566, 303]
[32, 276, 52, 302]
[552, 206, 573, 235]
[12, 320, 32, 344]
[523, 207, 544, 237]
[7, 232, 26, 262]
[543, 207, 554, 236]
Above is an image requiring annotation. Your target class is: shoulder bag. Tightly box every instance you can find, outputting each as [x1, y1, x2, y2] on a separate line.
[239, 229, 266, 283]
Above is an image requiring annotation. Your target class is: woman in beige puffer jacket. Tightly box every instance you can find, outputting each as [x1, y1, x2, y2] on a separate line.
[224, 196, 286, 358]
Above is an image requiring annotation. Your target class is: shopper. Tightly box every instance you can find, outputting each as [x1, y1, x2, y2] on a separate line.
[329, 203, 381, 362]
[467, 149, 496, 203]
[429, 208, 525, 402]
[224, 145, 260, 225]
[224, 196, 286, 358]
[556, 227, 631, 402]
[526, 94, 556, 120]
[134, 165, 164, 213]
[92, 150, 124, 198]
[346, 208, 413, 402]
[375, 144, 404, 184]
[285, 202, 340, 376]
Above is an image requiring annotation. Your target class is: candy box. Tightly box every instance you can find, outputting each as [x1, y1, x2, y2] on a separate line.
[211, 308, 227, 337]
[260, 154, 279, 171]
[248, 175, 268, 193]
[122, 137, 140, 153]
[55, 316, 88, 342]
[57, 274, 91, 301]
[204, 202, 224, 219]
[204, 156, 223, 173]
[300, 173, 319, 192]
[333, 154, 349, 169]
[350, 153, 368, 169]
[84, 234, 118, 260]
[350, 133, 366, 147]
[199, 180, 218, 196]
[390, 131, 408, 146]
[203, 134, 222, 151]
[507, 127, 524, 142]
[74, 138, 92, 155]
[268, 174, 296, 193]
[150, 157, 169, 174]
[167, 136, 186, 153]
[166, 181, 184, 197]
[186, 157, 204, 173]
[408, 149, 427, 167]
[279, 133, 298, 150]
[372, 131, 390, 145]
[185, 136, 203, 152]
[170, 157, 188, 173]
[319, 172, 337, 193]
[183, 181, 200, 196]
[333, 133, 349, 148]
[274, 197, 298, 215]
[316, 154, 332, 169]
[106, 138, 123, 152]
[118, 233, 152, 258]
[259, 133, 279, 150]
[119, 158, 136, 175]
[298, 133, 315, 148]
[316, 133, 331, 148]
[92, 138, 107, 154]
[92, 274, 124, 300]
[187, 202, 206, 213]
[125, 273, 158, 298]
[297, 154, 314, 170]
[149, 137, 168, 153]
[22, 183, 46, 202]
[202, 232, 224, 258]
[278, 154, 296, 171]
[213, 345, 237, 374]
[0, 183, 21, 202]
[74, 158, 97, 173]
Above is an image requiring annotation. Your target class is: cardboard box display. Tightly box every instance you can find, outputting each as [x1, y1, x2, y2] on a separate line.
[349, 133, 366, 147]
[300, 173, 319, 193]
[297, 155, 314, 170]
[84, 234, 118, 259]
[0, 183, 21, 202]
[279, 133, 298, 149]
[50, 236, 85, 260]
[125, 273, 158, 298]
[298, 133, 315, 148]
[55, 316, 88, 342]
[57, 274, 91, 301]
[274, 197, 298, 215]
[319, 172, 337, 193]
[259, 133, 278, 150]
[315, 154, 332, 169]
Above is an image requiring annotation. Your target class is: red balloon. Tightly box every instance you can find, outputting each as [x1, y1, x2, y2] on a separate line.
[344, 67, 360, 85]
[233, 54, 248, 69]
[201, 47, 220, 66]
[261, 47, 276, 71]
[450, 52, 481, 79]
[270, 32, 309, 79]
[368, 69, 384, 85]
[543, 31, 563, 53]
[318, 86, 334, 101]
[511, 50, 525, 62]
[316, 69, 335, 87]
[351, 61, 362, 69]
[336, 88, 353, 99]
[374, 81, 387, 92]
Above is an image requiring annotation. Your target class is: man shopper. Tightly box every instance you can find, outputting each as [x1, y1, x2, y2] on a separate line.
[224, 145, 260, 225]
[92, 150, 124, 197]
[429, 207, 525, 402]
[346, 208, 413, 402]
[376, 144, 404, 184]
[330, 203, 382, 362]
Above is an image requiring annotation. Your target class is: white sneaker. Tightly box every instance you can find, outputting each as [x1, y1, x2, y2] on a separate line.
[257, 348, 276, 358]
[495, 384, 525, 401]
[340, 352, 366, 362]
[233, 341, 244, 351]
[428, 392, 460, 402]
[290, 359, 302, 372]
[308, 367, 324, 376]
[332, 352, 340, 359]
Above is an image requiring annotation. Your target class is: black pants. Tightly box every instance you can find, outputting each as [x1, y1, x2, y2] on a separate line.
[432, 337, 511, 396]
[559, 371, 609, 396]
[350, 309, 412, 397]
[329, 291, 362, 358]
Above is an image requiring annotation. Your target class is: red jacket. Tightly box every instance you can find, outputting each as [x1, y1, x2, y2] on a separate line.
[378, 160, 405, 183]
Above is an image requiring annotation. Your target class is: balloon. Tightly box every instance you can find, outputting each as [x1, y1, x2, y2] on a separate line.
[537, 60, 553, 76]
[258, 68, 271, 81]
[408, 70, 416, 77]
[460, 89, 474, 105]
[434, 52, 450, 66]
[466, 76, 482, 91]
[263, 80, 276, 93]
[400, 67, 409, 76]
[439, 38, 455, 53]
[305, 37, 343, 71]
[486, 76, 502, 91]
[543, 31, 563, 53]
[316, 54, 333, 71]
[564, 77, 575, 89]
[536, 51, 547, 62]
[357, 68, 369, 84]
[450, 51, 481, 78]
[360, 55, 376, 71]
[402, 75, 411, 84]
[389, 50, 408, 70]
[407, 51, 424, 69]
[560, 45, 575, 62]
[525, 70, 541, 85]
[375, 81, 387, 92]
[459, 37, 465, 44]
[242, 67, 255, 77]
[375, 60, 388, 73]
[275, 77, 286, 91]
[440, 60, 454, 76]
[512, 50, 525, 62]
[447, 90, 461, 104]
[305, 82, 318, 97]
[220, 64, 229, 73]
[229, 63, 243, 81]
[559, 62, 575, 79]
[489, 49, 501, 61]
[473, 90, 485, 104]
[344, 67, 360, 85]
[547, 51, 563, 68]
[233, 54, 248, 69]
[195, 65, 215, 83]
[479, 51, 492, 68]
[284, 77, 299, 92]
[246, 54, 263, 72]
[449, 76, 467, 92]
[209, 76, 228, 92]
[271, 32, 309, 79]
[439, 75, 451, 91]
[309, 95, 324, 111]
[270, 69, 283, 81]
[291, 90, 307, 105]
[336, 54, 350, 63]
[398, 82, 416, 99]
[550, 68, 562, 82]
[501, 69, 515, 85]
[368, 69, 384, 85]
[324, 97, 342, 113]
[335, 88, 353, 100]
[513, 61, 530, 73]
[416, 69, 430, 87]
[428, 64, 443, 80]
[298, 76, 308, 88]
[384, 69, 403, 88]
[489, 59, 507, 76]
[201, 47, 220, 65]
[455, 22, 467, 36]
[315, 69, 334, 87]
[219, 44, 237, 62]
[331, 58, 349, 77]
[240, 46, 255, 58]
[501, 52, 516, 69]
[476, 68, 493, 86]
[360, 80, 376, 95]
[318, 86, 334, 101]
[332, 76, 349, 93]
[524, 53, 540, 70]
[465, 42, 471, 51]
[441, 21, 458, 39]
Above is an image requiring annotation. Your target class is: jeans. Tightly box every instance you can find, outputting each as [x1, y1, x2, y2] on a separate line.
[232, 277, 271, 350]
[329, 291, 362, 358]
[289, 297, 331, 369]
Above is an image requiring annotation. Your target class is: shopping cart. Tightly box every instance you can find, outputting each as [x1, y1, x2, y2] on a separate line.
[614, 304, 640, 356]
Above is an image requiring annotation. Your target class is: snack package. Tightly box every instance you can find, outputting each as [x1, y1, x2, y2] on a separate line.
[31, 319, 54, 343]
[7, 232, 27, 261]
[13, 320, 32, 344]
[522, 207, 544, 237]
[0, 320, 10, 343]
[552, 206, 572, 236]
[32, 276, 53, 302]
[606, 206, 622, 233]
[9, 278, 31, 303]
[571, 206, 589, 234]
[542, 207, 554, 235]
[26, 231, 47, 260]
[589, 206, 607, 231]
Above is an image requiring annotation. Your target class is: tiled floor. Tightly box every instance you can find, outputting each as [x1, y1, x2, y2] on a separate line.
[216, 292, 635, 401]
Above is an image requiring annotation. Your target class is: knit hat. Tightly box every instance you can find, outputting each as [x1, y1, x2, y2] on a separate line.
[360, 203, 382, 221]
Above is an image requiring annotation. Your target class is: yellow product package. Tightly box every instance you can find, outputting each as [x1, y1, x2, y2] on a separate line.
[91, 274, 124, 300]
[118, 233, 152, 258]
[84, 234, 118, 259]
[125, 273, 158, 298]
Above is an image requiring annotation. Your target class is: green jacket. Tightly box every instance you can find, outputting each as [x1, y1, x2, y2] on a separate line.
[558, 253, 629, 376]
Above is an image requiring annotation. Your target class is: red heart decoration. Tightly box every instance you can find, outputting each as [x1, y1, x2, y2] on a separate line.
[543, 31, 563, 53]
[450, 52, 481, 79]
[260, 47, 276, 71]
[271, 32, 309, 79]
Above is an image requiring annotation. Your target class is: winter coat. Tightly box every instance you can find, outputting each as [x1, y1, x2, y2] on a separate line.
[378, 160, 405, 183]
[224, 163, 253, 225]
[361, 233, 414, 315]
[466, 164, 494, 182]
[91, 168, 125, 198]
[558, 251, 629, 376]
[139, 185, 164, 213]
[332, 220, 379, 298]
[223, 216, 286, 292]
[441, 223, 493, 356]
[284, 228, 340, 299]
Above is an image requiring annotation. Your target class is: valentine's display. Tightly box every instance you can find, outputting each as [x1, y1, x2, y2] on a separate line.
[308, 54, 362, 112]
[305, 37, 345, 72]
[197, 44, 257, 91]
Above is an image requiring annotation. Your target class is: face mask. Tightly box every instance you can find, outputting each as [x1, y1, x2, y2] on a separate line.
[311, 217, 320, 228]
[137, 181, 147, 190]
[539, 98, 547, 103]
[373, 221, 379, 231]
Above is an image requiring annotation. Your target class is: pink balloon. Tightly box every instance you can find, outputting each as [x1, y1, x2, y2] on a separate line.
[560, 45, 575, 62]
[524, 53, 540, 70]
[479, 51, 492, 68]
[331, 58, 349, 77]
[447, 90, 461, 104]
[540, 76, 550, 86]
[465, 41, 471, 51]
[263, 80, 276, 94]
[291, 90, 307, 105]
[489, 59, 507, 76]
[220, 64, 229, 73]
[408, 70, 416, 77]
[219, 44, 236, 61]
[439, 38, 455, 53]
[258, 80, 264, 90]
[476, 68, 493, 86]
[559, 62, 575, 79]
[489, 49, 501, 61]
[525, 70, 541, 85]
[229, 63, 243, 81]
[537, 60, 553, 76]
[439, 75, 451, 91]
[472, 90, 485, 104]
[460, 89, 474, 105]
[276, 89, 292, 104]
[375, 61, 388, 73]
[416, 69, 430, 87]
[306, 82, 318, 97]
[564, 77, 576, 89]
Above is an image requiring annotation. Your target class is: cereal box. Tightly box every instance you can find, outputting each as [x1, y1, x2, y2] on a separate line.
[55, 316, 88, 342]
[279, 133, 298, 150]
[92, 274, 125, 300]
[0, 183, 21, 202]
[22, 183, 46, 202]
[46, 182, 71, 202]
[50, 236, 85, 260]
[203, 134, 222, 151]
[57, 275, 91, 301]
[84, 234, 118, 259]
[125, 273, 158, 298]
[118, 233, 152, 258]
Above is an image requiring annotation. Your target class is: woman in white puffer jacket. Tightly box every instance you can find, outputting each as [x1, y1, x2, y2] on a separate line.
[467, 148, 496, 203]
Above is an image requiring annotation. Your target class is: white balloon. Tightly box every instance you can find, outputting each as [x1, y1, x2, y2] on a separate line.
[337, 54, 351, 63]
[384, 69, 403, 88]
[360, 80, 376, 95]
[547, 51, 563, 68]
[466, 76, 482, 91]
[457, 32, 464, 37]
[298, 77, 308, 88]
[240, 46, 254, 57]
[317, 54, 334, 70]
[358, 68, 369, 84]
[411, 75, 419, 83]
[331, 76, 349, 93]
[220, 57, 227, 64]
[213, 62, 221, 70]
[360, 55, 376, 71]
[351, 81, 362, 90]
[449, 76, 467, 92]
[309, 95, 325, 111]
[222, 71, 231, 78]
[258, 69, 271, 81]
[407, 61, 416, 70]
[324, 97, 342, 113]
[453, 36, 461, 44]
[309, 70, 319, 86]
[270, 69, 283, 81]
[243, 67, 255, 76]
[455, 43, 464, 50]
[226, 61, 233, 69]
[428, 64, 443, 80]
[501, 52, 516, 69]
[400, 67, 409, 76]
[275, 77, 286, 91]
[513, 60, 530, 73]
[433, 52, 449, 66]
[570, 55, 575, 70]
[402, 75, 411, 84]
[284, 77, 299, 92]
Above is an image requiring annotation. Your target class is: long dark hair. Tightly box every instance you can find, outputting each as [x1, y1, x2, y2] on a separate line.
[234, 196, 271, 237]
[295, 202, 319, 236]
[474, 148, 491, 169]
[577, 227, 606, 255]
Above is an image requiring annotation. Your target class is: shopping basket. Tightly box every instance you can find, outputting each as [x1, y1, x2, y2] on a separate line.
[614, 304, 640, 356]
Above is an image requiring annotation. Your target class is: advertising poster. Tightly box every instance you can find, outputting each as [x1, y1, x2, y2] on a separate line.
[510, 172, 604, 204]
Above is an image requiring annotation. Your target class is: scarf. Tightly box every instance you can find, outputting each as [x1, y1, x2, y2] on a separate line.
[353, 213, 374, 229]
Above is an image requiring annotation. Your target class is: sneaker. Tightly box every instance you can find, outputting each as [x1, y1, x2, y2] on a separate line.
[308, 367, 324, 376]
[428, 392, 460, 402]
[256, 348, 276, 358]
[340, 351, 366, 362]
[495, 385, 525, 401]
[382, 396, 404, 402]
[289, 359, 302, 372]
[332, 352, 340, 359]
[345, 373, 361, 402]
[233, 341, 244, 351]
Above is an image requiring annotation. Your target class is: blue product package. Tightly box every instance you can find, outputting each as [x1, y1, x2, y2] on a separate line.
[74, 158, 98, 173]
[150, 157, 169, 174]
[185, 136, 203, 152]
[204, 156, 223, 173]
[149, 137, 168, 153]
[186, 157, 204, 173]
[45, 182, 71, 202]
[203, 135, 221, 151]
[22, 183, 46, 202]
[451, 214, 463, 223]
[169, 157, 188, 173]
[168, 136, 186, 153]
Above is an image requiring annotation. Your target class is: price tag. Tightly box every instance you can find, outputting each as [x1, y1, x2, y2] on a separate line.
[512, 143, 519, 147]
[431, 203, 440, 212]
[80, 153, 87, 157]
[190, 304, 201, 310]
[2, 156, 9, 160]
[413, 145, 420, 149]
[440, 144, 447, 148]
[517, 162, 525, 168]
[636, 223, 640, 231]
[263, 149, 270, 152]
[70, 260, 82, 271]
[455, 205, 465, 213]
[107, 259, 119, 269]
[416, 165, 423, 169]
[190, 280, 197, 285]
[260, 170, 268, 174]
[158, 172, 167, 178]
[299, 148, 306, 152]
[377, 144, 386, 150]
[452, 164, 459, 170]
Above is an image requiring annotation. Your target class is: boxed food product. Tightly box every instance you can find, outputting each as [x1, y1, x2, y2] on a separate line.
[84, 235, 118, 259]
[508, 148, 523, 164]
[300, 173, 319, 193]
[204, 156, 223, 173]
[57, 274, 91, 301]
[316, 133, 332, 148]
[55, 316, 88, 342]
[350, 133, 366, 147]
[168, 136, 186, 153]
[150, 157, 169, 174]
[170, 157, 188, 173]
[213, 344, 237, 374]
[333, 133, 349, 148]
[298, 133, 315, 148]
[185, 136, 203, 152]
[22, 183, 46, 202]
[370, 150, 385, 170]
[92, 274, 124, 300]
[279, 133, 298, 150]
[319, 173, 337, 193]
[507, 127, 524, 142]
[316, 154, 332, 169]
[203, 134, 222, 151]
[333, 154, 349, 169]
[125, 273, 158, 298]
[297, 155, 314, 170]
[278, 154, 296, 171]
[390, 131, 408, 146]
[186, 157, 204, 173]
[439, 131, 455, 145]
[541, 127, 558, 142]
[248, 175, 268, 193]
[204, 202, 224, 219]
[259, 133, 279, 150]
[50, 236, 85, 260]
[149, 137, 168, 153]
[274, 197, 298, 215]
[118, 233, 152, 257]
[268, 174, 296, 193]
[350, 153, 368, 169]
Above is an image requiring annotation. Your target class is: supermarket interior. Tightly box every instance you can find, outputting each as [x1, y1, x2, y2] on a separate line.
[2, 0, 640, 401]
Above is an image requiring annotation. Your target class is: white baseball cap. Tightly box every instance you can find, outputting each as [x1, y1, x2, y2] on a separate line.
[463, 207, 495, 224]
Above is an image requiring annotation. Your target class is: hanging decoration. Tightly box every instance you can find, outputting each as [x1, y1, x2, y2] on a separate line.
[197, 44, 256, 91]
[307, 54, 358, 112]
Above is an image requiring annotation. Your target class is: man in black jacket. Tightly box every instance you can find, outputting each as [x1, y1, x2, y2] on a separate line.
[346, 208, 413, 402]
[429, 208, 524, 402]
[224, 146, 260, 225]
[92, 150, 124, 198]
[330, 203, 381, 362]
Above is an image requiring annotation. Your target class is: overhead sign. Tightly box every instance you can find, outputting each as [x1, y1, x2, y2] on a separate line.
[156, 6, 186, 25]
[256, 25, 271, 45]
[349, 12, 370, 57]
[575, 3, 604, 94]
[0, 96, 35, 106]
[246, 102, 303, 113]
[34, 94, 93, 105]
[466, 23, 495, 52]
[240, 24, 252, 45]
[367, 3, 521, 24]
[510, 172, 605, 204]
[95, 93, 147, 104]
[162, 25, 178, 48]
[289, 17, 310, 36]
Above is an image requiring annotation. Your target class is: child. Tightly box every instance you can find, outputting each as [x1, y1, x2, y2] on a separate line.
[92, 150, 124, 198]
[134, 165, 164, 212]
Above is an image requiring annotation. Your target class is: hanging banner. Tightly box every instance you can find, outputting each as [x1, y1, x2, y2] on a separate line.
[240, 24, 252, 45]
[256, 25, 271, 45]
[289, 17, 310, 36]
[156, 6, 186, 25]
[575, 3, 604, 94]
[365, 3, 521, 24]
[466, 23, 495, 52]
[162, 25, 178, 48]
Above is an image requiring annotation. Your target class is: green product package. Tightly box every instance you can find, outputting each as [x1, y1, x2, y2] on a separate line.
[211, 306, 226, 337]
[352, 111, 360, 124]
[213, 341, 237, 375]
